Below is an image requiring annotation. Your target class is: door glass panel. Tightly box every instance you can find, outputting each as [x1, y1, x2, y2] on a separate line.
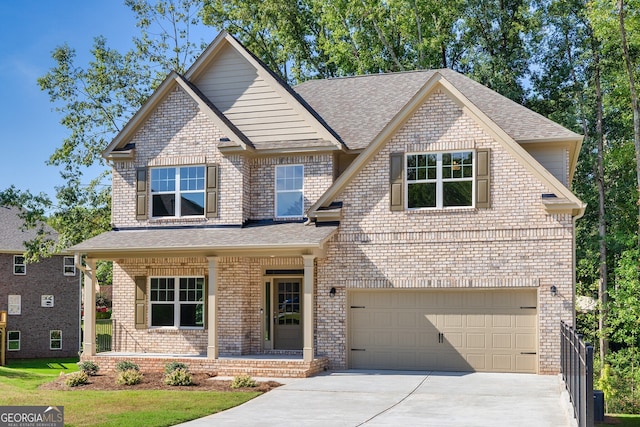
[278, 281, 300, 325]
[265, 281, 271, 341]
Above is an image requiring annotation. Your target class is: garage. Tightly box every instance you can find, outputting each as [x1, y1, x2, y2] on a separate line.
[348, 289, 538, 373]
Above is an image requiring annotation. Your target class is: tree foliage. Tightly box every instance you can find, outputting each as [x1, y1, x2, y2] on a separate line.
[3, 0, 640, 411]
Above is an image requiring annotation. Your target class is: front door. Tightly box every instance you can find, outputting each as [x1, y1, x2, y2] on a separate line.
[274, 278, 302, 350]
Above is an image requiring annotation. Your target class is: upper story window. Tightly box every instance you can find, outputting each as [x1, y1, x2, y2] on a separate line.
[63, 256, 76, 276]
[406, 151, 474, 209]
[150, 277, 204, 328]
[275, 165, 304, 218]
[13, 255, 25, 275]
[150, 166, 205, 217]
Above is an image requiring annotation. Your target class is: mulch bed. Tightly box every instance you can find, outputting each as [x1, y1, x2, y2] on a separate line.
[40, 372, 282, 392]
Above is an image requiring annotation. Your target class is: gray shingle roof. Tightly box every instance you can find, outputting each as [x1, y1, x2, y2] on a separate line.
[294, 69, 580, 150]
[69, 222, 337, 254]
[0, 206, 57, 253]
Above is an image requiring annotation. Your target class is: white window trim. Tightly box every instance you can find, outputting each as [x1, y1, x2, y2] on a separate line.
[13, 255, 26, 275]
[50, 330, 62, 350]
[63, 256, 76, 276]
[7, 331, 20, 351]
[405, 150, 475, 210]
[274, 164, 304, 218]
[8, 295, 21, 315]
[149, 276, 205, 329]
[150, 166, 206, 218]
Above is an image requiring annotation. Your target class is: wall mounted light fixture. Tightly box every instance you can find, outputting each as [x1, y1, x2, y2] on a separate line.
[550, 285, 558, 297]
[329, 287, 336, 298]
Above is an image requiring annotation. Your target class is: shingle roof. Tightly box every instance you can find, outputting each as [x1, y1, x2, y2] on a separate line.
[69, 222, 337, 254]
[294, 69, 581, 150]
[0, 206, 57, 253]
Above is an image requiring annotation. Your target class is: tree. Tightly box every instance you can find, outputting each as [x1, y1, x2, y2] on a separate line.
[0, 1, 209, 262]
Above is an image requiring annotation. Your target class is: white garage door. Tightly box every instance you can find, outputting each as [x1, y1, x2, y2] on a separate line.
[349, 289, 537, 373]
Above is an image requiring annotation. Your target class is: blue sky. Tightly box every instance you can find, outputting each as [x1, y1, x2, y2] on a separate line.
[0, 2, 216, 201]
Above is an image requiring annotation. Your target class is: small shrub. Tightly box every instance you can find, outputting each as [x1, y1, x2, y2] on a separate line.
[77, 361, 100, 376]
[230, 374, 257, 389]
[164, 368, 193, 386]
[115, 360, 139, 372]
[65, 371, 89, 387]
[164, 362, 189, 374]
[116, 369, 143, 386]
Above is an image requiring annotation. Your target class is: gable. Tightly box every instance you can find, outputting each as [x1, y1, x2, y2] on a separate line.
[308, 74, 585, 219]
[186, 35, 342, 150]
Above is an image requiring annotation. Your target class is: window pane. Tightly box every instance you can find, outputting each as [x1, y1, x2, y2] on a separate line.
[8, 331, 19, 340]
[152, 194, 176, 217]
[276, 166, 303, 191]
[180, 304, 204, 327]
[151, 168, 175, 192]
[181, 193, 205, 216]
[277, 192, 303, 217]
[408, 182, 436, 208]
[151, 278, 175, 302]
[180, 166, 205, 191]
[443, 181, 473, 207]
[151, 305, 175, 326]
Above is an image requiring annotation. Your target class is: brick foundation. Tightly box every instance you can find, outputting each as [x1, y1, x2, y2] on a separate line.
[80, 353, 329, 378]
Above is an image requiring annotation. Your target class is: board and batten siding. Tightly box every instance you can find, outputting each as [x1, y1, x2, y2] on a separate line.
[523, 145, 569, 187]
[192, 43, 324, 145]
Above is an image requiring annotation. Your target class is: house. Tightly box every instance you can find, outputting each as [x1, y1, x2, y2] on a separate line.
[70, 32, 584, 377]
[0, 206, 80, 361]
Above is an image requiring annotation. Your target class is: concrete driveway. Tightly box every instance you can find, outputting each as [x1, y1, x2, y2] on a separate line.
[176, 370, 573, 427]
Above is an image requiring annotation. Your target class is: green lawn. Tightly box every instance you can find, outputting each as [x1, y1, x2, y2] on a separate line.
[0, 358, 260, 427]
[598, 414, 640, 426]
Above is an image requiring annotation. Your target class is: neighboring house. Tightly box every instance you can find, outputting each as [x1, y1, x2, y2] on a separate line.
[71, 32, 584, 377]
[0, 206, 80, 360]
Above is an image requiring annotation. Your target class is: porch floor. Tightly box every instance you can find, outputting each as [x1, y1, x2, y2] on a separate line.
[81, 352, 329, 378]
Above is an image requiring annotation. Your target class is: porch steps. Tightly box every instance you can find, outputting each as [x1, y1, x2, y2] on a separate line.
[80, 354, 329, 378]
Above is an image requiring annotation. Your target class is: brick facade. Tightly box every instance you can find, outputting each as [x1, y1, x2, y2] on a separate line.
[101, 82, 577, 376]
[315, 91, 574, 373]
[0, 253, 80, 359]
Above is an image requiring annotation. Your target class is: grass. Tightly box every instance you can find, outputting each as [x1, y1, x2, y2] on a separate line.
[0, 358, 260, 427]
[598, 414, 640, 426]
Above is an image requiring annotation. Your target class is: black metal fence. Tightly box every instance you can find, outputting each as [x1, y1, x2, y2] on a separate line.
[560, 320, 594, 427]
[96, 319, 113, 353]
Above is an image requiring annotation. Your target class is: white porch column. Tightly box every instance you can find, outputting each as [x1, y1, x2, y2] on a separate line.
[207, 256, 219, 359]
[82, 258, 96, 356]
[302, 255, 316, 362]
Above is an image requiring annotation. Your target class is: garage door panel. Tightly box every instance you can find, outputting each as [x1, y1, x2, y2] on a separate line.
[398, 312, 416, 327]
[467, 333, 486, 349]
[492, 334, 512, 349]
[492, 354, 514, 371]
[398, 332, 418, 347]
[349, 290, 537, 373]
[515, 333, 536, 350]
[516, 354, 537, 372]
[516, 314, 536, 328]
[372, 311, 393, 328]
[467, 314, 486, 328]
[466, 354, 487, 370]
[443, 314, 463, 328]
[492, 314, 513, 328]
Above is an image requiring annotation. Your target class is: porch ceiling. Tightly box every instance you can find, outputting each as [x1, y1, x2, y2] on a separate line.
[69, 222, 337, 259]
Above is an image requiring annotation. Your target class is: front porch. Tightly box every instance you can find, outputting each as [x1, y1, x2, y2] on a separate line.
[80, 352, 329, 378]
